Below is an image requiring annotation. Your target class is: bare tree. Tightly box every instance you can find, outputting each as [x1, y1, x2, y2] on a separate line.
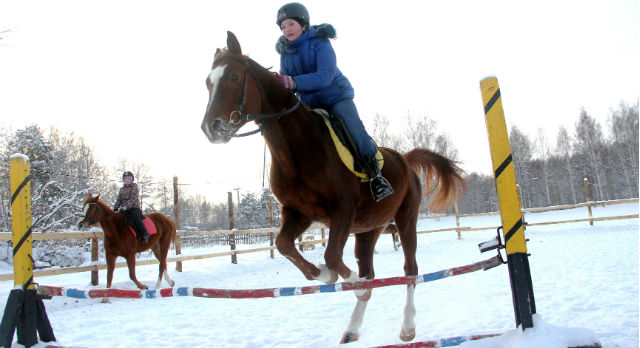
[509, 126, 534, 207]
[574, 109, 607, 201]
[535, 128, 552, 206]
[608, 101, 639, 196]
[556, 126, 579, 203]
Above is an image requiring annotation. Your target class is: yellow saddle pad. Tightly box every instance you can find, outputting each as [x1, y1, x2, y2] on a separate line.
[316, 109, 384, 182]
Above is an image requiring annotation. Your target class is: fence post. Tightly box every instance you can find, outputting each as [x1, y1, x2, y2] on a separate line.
[321, 228, 326, 247]
[454, 202, 461, 240]
[91, 237, 99, 285]
[173, 176, 183, 272]
[228, 192, 237, 264]
[0, 154, 55, 347]
[269, 196, 275, 259]
[481, 77, 536, 330]
[584, 178, 593, 226]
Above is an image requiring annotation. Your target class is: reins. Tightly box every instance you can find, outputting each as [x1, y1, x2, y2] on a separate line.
[85, 202, 118, 225]
[212, 55, 301, 137]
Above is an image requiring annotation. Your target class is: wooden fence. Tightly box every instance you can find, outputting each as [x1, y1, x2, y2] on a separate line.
[0, 198, 636, 282]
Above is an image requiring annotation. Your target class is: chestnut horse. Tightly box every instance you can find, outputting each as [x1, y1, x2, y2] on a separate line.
[201, 32, 465, 343]
[78, 194, 176, 290]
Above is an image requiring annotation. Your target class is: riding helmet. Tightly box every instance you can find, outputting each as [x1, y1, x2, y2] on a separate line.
[122, 171, 135, 181]
[276, 2, 310, 30]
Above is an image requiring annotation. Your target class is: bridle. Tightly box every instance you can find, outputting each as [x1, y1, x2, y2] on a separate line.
[83, 202, 116, 225]
[211, 54, 301, 137]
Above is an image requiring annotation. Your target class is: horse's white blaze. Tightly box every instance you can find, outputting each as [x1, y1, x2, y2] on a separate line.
[83, 204, 89, 216]
[207, 65, 227, 109]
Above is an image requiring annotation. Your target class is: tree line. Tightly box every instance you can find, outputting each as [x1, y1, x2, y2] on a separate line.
[0, 101, 637, 232]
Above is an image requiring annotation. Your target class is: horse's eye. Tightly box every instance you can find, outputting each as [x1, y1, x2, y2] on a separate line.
[230, 74, 239, 82]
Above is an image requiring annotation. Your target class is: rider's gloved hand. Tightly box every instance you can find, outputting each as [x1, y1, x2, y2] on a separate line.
[276, 73, 296, 90]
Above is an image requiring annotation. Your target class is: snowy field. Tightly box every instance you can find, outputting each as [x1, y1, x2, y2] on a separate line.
[0, 202, 637, 348]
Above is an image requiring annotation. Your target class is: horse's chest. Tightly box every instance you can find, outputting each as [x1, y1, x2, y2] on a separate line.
[104, 239, 125, 255]
[273, 180, 327, 218]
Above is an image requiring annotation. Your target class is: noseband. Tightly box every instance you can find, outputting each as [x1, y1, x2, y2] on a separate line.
[211, 55, 300, 137]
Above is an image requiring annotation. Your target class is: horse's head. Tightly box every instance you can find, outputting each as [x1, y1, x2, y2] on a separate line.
[201, 31, 266, 144]
[78, 194, 109, 227]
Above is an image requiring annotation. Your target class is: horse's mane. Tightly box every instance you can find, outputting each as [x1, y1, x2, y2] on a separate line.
[83, 194, 114, 213]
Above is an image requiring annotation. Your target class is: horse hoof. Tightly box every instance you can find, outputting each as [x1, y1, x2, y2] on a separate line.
[317, 264, 339, 284]
[101, 297, 111, 304]
[340, 331, 359, 344]
[138, 284, 148, 290]
[399, 327, 415, 342]
[170, 280, 175, 287]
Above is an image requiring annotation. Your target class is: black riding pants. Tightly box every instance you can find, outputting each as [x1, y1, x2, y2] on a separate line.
[124, 208, 148, 237]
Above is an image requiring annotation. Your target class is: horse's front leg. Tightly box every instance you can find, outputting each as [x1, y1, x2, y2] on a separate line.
[125, 253, 147, 290]
[340, 229, 381, 344]
[102, 253, 117, 304]
[105, 253, 116, 289]
[275, 207, 322, 281]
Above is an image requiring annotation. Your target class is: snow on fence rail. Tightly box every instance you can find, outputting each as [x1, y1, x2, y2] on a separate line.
[0, 198, 637, 282]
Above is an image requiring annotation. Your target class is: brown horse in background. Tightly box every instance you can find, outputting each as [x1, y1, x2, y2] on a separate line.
[78, 194, 176, 290]
[201, 32, 465, 343]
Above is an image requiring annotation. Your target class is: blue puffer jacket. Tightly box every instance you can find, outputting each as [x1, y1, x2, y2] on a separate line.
[276, 24, 354, 108]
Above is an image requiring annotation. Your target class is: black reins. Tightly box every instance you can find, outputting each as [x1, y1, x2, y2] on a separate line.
[211, 55, 301, 137]
[84, 202, 117, 225]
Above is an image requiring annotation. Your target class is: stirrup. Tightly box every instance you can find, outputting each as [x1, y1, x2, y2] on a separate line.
[137, 233, 149, 244]
[370, 175, 393, 202]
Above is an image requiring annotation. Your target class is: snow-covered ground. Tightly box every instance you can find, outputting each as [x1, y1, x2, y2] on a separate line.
[0, 202, 637, 348]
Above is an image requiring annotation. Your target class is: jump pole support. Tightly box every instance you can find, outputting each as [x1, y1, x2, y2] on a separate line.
[480, 77, 536, 329]
[0, 155, 55, 348]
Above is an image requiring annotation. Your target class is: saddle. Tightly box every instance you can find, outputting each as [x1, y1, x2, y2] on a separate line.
[123, 215, 158, 238]
[312, 109, 384, 182]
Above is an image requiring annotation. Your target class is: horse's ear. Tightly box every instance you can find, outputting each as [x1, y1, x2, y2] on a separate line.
[96, 194, 100, 200]
[227, 31, 242, 54]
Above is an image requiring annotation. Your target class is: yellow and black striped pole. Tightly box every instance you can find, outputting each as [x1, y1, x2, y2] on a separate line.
[0, 154, 55, 347]
[480, 77, 536, 329]
[10, 154, 34, 290]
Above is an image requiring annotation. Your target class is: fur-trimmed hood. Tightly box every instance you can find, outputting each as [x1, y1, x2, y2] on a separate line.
[275, 23, 336, 54]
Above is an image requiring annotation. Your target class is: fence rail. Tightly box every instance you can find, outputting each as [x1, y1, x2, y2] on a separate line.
[0, 198, 637, 282]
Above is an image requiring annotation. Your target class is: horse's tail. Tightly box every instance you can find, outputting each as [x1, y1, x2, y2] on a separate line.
[404, 148, 466, 213]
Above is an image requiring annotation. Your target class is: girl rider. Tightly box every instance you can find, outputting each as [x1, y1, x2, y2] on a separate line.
[274, 2, 393, 202]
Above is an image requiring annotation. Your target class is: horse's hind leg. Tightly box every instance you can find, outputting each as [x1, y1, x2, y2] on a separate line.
[395, 206, 419, 342]
[340, 228, 382, 344]
[151, 232, 175, 288]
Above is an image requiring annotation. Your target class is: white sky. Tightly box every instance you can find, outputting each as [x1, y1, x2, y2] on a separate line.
[1, 0, 638, 203]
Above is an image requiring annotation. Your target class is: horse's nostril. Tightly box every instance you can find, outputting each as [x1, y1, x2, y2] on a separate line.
[211, 119, 223, 131]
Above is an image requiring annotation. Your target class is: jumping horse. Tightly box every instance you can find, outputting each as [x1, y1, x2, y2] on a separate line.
[78, 194, 176, 291]
[201, 32, 465, 343]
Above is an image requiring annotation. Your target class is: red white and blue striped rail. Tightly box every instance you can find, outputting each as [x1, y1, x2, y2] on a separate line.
[371, 333, 500, 348]
[36, 256, 502, 300]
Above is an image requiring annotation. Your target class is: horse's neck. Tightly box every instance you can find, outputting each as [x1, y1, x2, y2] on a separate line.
[97, 202, 118, 233]
[261, 104, 326, 178]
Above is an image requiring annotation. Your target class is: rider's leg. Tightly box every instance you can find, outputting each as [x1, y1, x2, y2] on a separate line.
[125, 208, 149, 244]
[329, 99, 393, 202]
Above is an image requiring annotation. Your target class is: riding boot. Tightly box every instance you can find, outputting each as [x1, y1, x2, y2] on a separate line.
[364, 155, 393, 202]
[134, 211, 150, 244]
[137, 229, 150, 244]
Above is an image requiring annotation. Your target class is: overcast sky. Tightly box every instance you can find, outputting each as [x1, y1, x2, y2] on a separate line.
[1, 0, 638, 202]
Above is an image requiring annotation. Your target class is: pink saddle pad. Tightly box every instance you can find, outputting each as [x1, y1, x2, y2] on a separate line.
[128, 217, 157, 238]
